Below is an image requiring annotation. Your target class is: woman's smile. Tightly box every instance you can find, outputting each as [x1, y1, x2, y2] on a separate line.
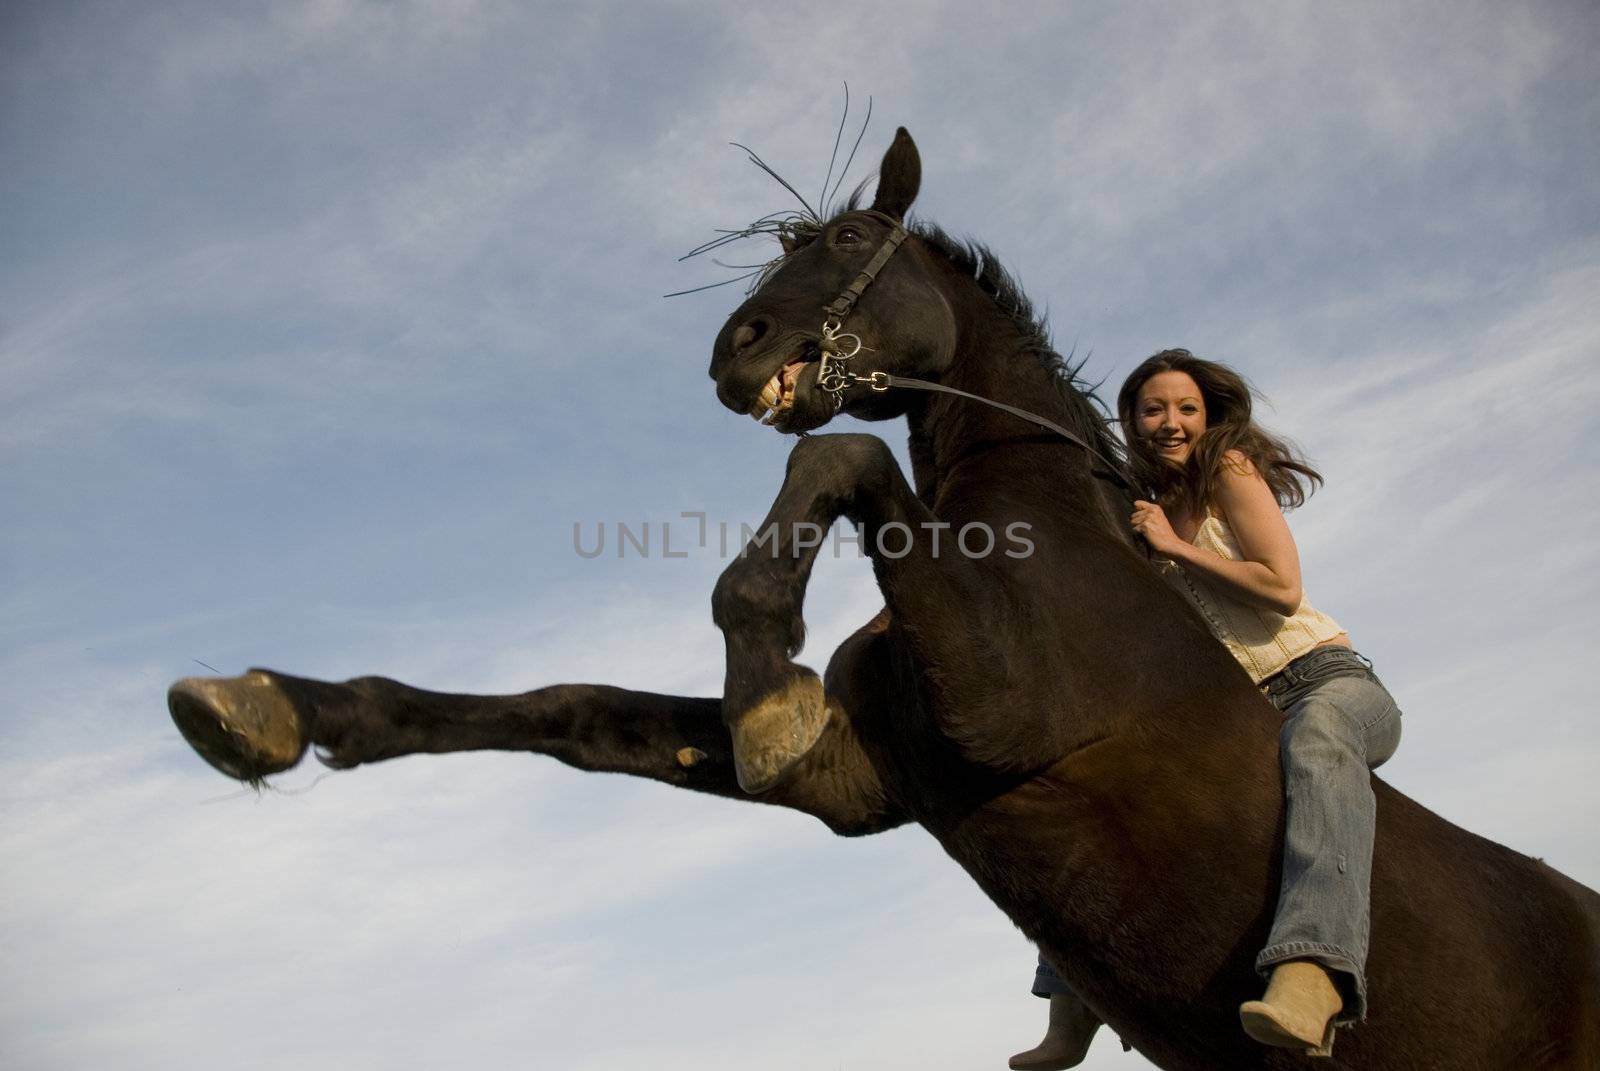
[1135, 369, 1208, 465]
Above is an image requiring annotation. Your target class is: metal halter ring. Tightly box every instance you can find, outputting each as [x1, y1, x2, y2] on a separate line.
[817, 319, 864, 409]
[820, 319, 861, 359]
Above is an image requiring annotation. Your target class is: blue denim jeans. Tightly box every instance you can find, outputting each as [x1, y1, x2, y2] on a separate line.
[1255, 645, 1401, 1024]
[1031, 954, 1070, 998]
[1030, 647, 1401, 1025]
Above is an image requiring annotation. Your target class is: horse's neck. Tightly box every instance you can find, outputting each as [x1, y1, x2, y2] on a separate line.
[905, 325, 1113, 520]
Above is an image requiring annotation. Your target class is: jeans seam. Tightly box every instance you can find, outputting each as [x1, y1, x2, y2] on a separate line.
[1357, 703, 1397, 734]
[1256, 939, 1359, 965]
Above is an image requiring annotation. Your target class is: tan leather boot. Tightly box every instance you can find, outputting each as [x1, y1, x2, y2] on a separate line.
[1009, 991, 1102, 1070]
[1238, 960, 1343, 1057]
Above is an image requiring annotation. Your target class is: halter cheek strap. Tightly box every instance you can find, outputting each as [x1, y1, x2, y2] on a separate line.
[816, 211, 907, 409]
[810, 212, 1134, 493]
[822, 217, 909, 321]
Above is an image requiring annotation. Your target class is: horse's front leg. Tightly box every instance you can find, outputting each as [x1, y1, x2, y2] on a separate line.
[715, 432, 994, 793]
[170, 670, 734, 789]
[168, 666, 908, 833]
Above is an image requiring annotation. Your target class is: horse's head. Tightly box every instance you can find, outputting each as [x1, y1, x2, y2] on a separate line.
[709, 129, 958, 434]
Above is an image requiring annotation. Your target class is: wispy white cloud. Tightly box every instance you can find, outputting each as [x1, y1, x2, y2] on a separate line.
[1265, 253, 1600, 594]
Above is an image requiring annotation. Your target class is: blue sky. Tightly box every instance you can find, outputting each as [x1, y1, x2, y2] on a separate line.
[2, 2, 1597, 1068]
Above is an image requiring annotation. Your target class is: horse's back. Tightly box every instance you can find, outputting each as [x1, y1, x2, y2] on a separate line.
[1363, 779, 1600, 1068]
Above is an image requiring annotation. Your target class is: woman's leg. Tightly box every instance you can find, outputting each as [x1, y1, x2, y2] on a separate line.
[1031, 954, 1072, 999]
[1009, 956, 1103, 1070]
[1252, 650, 1402, 1028]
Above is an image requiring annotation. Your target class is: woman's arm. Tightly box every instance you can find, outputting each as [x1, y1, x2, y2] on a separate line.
[1131, 452, 1304, 616]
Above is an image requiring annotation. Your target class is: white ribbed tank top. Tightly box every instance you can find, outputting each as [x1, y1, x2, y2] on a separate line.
[1164, 512, 1346, 684]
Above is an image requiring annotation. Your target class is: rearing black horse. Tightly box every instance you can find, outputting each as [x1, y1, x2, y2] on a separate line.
[170, 129, 1599, 1069]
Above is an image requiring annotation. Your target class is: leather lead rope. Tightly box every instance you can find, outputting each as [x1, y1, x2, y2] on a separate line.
[875, 374, 1134, 492]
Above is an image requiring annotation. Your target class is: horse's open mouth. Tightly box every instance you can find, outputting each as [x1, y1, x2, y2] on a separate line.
[749, 346, 820, 427]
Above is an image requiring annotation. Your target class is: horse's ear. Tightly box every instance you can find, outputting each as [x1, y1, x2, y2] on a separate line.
[869, 127, 921, 220]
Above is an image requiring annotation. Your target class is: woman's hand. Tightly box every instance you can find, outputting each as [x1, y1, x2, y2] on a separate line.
[1131, 500, 1186, 558]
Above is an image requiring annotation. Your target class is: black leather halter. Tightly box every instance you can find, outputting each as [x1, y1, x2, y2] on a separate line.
[811, 214, 1132, 491]
[822, 211, 910, 322]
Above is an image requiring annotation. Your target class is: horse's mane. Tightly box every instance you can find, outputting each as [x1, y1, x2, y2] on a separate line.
[898, 215, 1130, 481]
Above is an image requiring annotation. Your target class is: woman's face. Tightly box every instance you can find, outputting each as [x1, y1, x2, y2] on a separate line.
[1134, 370, 1207, 466]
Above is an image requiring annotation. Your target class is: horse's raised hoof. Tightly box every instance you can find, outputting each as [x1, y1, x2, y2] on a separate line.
[728, 667, 828, 794]
[168, 671, 309, 784]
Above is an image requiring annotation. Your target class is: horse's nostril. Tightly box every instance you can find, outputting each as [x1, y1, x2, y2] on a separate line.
[734, 319, 767, 352]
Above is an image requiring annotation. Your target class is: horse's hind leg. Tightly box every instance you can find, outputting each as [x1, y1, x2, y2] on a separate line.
[169, 666, 907, 832]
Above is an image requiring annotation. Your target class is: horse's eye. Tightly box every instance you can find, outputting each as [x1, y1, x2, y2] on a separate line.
[834, 225, 864, 245]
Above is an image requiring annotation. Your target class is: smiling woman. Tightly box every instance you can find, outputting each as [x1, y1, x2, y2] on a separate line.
[1013, 349, 1375, 1064]
[1123, 350, 1323, 524]
[1017, 348, 1409, 1065]
[1134, 369, 1207, 464]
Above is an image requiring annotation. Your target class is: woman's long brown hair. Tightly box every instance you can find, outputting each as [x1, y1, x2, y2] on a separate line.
[1117, 349, 1322, 516]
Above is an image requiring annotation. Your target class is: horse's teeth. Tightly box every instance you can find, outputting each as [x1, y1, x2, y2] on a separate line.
[751, 368, 797, 427]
